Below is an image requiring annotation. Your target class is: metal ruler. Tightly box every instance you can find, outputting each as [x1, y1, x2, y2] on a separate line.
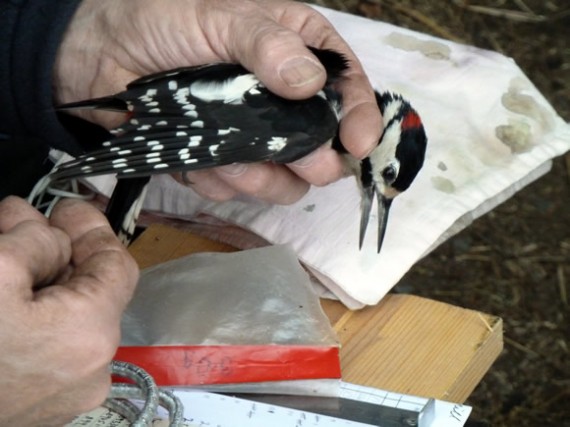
[174, 382, 471, 427]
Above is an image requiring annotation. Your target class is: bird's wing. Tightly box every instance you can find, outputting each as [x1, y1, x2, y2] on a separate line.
[56, 63, 250, 112]
[50, 74, 339, 182]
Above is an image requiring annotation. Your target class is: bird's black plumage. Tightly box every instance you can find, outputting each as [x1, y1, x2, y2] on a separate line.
[39, 47, 428, 250]
[49, 47, 349, 241]
[51, 48, 347, 182]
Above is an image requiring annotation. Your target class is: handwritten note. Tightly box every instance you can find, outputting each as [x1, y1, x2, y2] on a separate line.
[339, 383, 471, 427]
[70, 383, 471, 427]
[175, 391, 374, 427]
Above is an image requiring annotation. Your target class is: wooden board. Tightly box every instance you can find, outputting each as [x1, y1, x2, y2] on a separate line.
[129, 223, 503, 402]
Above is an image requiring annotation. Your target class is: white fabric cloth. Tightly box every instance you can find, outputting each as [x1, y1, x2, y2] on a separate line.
[86, 6, 570, 309]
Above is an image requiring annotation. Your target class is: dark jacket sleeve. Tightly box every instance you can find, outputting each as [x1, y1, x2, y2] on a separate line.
[0, 0, 84, 155]
[0, 0, 90, 198]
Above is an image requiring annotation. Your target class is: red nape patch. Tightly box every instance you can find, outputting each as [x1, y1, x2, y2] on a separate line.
[402, 111, 422, 130]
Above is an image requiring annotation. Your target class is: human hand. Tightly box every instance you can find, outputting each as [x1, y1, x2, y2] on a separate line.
[0, 197, 138, 427]
[54, 0, 382, 204]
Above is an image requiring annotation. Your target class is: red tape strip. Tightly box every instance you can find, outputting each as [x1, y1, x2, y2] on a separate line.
[114, 345, 341, 386]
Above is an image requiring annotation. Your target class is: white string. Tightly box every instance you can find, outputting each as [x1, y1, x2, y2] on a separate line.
[27, 155, 96, 217]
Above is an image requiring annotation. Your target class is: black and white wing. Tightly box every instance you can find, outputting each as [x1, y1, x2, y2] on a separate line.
[47, 47, 348, 243]
[51, 61, 342, 183]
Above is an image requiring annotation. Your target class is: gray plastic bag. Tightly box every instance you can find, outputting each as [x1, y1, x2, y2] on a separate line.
[117, 245, 340, 386]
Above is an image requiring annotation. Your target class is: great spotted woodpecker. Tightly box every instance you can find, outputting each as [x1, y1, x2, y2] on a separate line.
[44, 47, 427, 253]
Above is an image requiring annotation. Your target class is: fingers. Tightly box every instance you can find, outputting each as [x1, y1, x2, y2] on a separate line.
[286, 144, 347, 184]
[178, 169, 239, 202]
[48, 199, 138, 310]
[302, 16, 383, 158]
[187, 1, 381, 197]
[33, 200, 136, 391]
[0, 195, 48, 230]
[339, 98, 384, 159]
[201, 1, 323, 100]
[224, 1, 382, 158]
[0, 198, 135, 425]
[215, 162, 310, 204]
[0, 197, 72, 294]
[0, 197, 137, 310]
[230, 25, 328, 100]
[182, 162, 311, 205]
[177, 144, 348, 204]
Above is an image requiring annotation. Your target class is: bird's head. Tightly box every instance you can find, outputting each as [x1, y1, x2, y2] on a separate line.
[356, 91, 427, 253]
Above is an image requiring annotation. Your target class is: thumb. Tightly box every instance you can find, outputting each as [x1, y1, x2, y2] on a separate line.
[229, 23, 327, 100]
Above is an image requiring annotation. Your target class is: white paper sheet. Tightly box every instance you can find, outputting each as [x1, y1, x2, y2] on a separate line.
[85, 6, 570, 308]
[69, 382, 472, 427]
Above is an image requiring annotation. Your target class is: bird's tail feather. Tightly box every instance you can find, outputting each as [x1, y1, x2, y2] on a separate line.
[105, 177, 150, 245]
[56, 96, 128, 112]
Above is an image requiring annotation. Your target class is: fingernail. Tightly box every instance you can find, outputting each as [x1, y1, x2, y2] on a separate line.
[279, 57, 325, 88]
[217, 163, 248, 176]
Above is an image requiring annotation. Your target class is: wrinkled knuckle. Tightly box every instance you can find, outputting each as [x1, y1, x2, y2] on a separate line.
[90, 226, 123, 248]
[104, 247, 134, 276]
[74, 226, 123, 261]
[1, 222, 69, 278]
[0, 249, 24, 278]
[0, 195, 21, 213]
[253, 28, 298, 60]
[35, 223, 68, 252]
[304, 11, 335, 42]
[21, 220, 50, 238]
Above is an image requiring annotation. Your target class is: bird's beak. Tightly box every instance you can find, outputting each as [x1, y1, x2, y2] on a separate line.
[376, 194, 392, 254]
[359, 186, 393, 254]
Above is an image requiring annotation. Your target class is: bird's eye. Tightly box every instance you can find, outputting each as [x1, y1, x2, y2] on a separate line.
[382, 166, 397, 184]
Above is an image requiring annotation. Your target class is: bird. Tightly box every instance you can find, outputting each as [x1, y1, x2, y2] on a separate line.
[41, 47, 427, 253]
